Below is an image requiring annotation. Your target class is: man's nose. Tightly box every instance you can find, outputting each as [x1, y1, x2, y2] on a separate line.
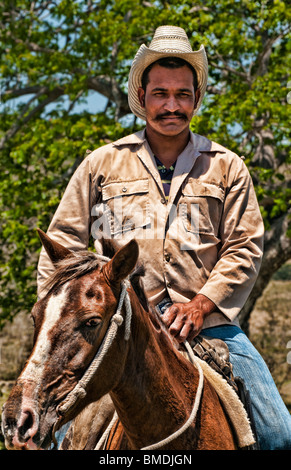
[164, 95, 179, 112]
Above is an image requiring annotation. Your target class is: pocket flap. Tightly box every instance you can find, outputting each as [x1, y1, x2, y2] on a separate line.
[182, 181, 225, 202]
[102, 179, 149, 201]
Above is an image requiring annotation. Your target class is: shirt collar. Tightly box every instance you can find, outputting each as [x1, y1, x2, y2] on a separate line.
[113, 128, 226, 155]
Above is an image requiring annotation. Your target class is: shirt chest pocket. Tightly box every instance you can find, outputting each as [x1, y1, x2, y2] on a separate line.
[101, 179, 150, 236]
[180, 182, 225, 236]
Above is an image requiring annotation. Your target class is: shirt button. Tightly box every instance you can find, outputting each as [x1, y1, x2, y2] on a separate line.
[161, 198, 166, 204]
[167, 282, 172, 289]
[122, 187, 127, 193]
[165, 254, 171, 262]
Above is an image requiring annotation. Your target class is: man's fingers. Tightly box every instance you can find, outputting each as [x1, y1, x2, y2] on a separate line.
[168, 315, 184, 338]
[162, 305, 179, 326]
[161, 302, 205, 342]
[181, 322, 198, 343]
[170, 319, 196, 343]
[165, 307, 193, 342]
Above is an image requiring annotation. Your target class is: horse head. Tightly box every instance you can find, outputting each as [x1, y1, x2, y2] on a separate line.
[2, 230, 139, 450]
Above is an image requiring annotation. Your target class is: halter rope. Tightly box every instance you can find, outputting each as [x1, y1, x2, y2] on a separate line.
[55, 279, 132, 419]
[53, 267, 204, 450]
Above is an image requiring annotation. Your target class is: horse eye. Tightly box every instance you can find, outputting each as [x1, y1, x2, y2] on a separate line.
[85, 318, 101, 328]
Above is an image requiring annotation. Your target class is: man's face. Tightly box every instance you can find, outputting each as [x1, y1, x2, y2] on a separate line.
[138, 64, 199, 138]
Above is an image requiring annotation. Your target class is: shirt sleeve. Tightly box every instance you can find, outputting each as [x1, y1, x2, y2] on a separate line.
[198, 158, 264, 321]
[37, 156, 95, 298]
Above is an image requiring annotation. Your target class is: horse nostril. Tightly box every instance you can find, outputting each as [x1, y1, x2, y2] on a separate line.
[18, 408, 38, 442]
[19, 411, 33, 436]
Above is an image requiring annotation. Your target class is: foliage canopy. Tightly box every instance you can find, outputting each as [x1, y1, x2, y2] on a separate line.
[0, 0, 290, 326]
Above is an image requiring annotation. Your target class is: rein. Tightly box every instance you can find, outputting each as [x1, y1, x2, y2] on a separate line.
[52, 272, 204, 450]
[141, 343, 204, 450]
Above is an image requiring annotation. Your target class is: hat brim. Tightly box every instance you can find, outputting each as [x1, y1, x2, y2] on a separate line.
[128, 44, 208, 121]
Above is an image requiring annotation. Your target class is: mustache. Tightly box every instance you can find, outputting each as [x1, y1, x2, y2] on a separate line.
[154, 111, 188, 121]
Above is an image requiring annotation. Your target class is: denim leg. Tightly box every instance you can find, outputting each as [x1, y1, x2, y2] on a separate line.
[202, 325, 291, 450]
[49, 421, 72, 450]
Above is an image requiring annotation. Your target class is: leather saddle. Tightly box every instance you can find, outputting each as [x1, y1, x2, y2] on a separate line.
[155, 298, 259, 448]
[190, 334, 259, 450]
[190, 335, 236, 389]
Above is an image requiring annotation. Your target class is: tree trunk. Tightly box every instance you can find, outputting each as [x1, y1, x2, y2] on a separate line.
[239, 210, 291, 334]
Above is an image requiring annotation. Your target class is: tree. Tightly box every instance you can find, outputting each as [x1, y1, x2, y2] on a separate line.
[0, 0, 290, 330]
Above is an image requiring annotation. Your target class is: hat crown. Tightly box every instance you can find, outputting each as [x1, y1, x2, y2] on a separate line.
[149, 26, 193, 53]
[128, 26, 208, 120]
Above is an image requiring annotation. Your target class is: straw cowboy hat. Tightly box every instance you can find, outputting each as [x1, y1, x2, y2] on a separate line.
[128, 25, 208, 121]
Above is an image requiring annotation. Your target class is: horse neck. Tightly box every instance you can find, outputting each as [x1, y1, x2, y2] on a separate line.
[110, 288, 197, 449]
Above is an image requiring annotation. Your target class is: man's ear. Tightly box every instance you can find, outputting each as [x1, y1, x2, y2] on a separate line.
[194, 88, 201, 110]
[137, 87, 145, 108]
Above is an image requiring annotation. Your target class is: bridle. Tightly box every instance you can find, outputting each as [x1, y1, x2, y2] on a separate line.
[52, 267, 132, 443]
[52, 272, 204, 450]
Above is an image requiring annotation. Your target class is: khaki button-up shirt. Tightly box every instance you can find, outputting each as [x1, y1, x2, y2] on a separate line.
[37, 130, 264, 329]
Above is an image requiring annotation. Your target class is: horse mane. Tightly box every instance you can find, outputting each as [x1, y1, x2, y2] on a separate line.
[43, 239, 176, 344]
[44, 250, 106, 293]
[43, 247, 149, 311]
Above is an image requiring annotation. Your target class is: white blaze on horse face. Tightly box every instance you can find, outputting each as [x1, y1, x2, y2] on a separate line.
[21, 286, 68, 384]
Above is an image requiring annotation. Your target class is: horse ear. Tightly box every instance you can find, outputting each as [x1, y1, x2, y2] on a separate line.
[103, 239, 139, 284]
[37, 228, 72, 263]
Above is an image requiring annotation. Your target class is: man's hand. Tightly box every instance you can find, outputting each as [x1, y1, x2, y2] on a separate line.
[161, 294, 216, 343]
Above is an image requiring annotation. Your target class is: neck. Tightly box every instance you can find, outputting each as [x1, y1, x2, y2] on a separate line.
[145, 126, 190, 168]
[110, 292, 197, 449]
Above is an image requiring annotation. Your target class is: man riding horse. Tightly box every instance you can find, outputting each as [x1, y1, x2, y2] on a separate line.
[37, 26, 291, 449]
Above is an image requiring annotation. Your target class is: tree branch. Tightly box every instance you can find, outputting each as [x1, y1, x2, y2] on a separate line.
[254, 27, 290, 77]
[2, 85, 48, 100]
[86, 74, 130, 116]
[0, 86, 64, 150]
[209, 60, 250, 82]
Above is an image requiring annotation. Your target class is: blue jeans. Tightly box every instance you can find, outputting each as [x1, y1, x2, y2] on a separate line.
[202, 325, 291, 450]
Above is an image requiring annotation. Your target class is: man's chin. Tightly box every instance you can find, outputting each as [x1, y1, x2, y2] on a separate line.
[155, 122, 189, 136]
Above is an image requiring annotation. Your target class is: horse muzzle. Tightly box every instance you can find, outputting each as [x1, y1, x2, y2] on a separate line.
[2, 399, 41, 450]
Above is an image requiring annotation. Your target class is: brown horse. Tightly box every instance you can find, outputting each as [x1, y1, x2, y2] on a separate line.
[2, 230, 237, 450]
